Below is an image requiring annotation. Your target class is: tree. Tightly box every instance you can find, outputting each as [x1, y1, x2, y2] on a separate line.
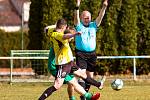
[28, 0, 43, 50]
[136, 0, 150, 74]
[28, 0, 150, 75]
[117, 0, 138, 74]
[42, 0, 64, 49]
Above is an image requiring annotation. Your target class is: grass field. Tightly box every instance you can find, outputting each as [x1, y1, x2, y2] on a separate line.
[0, 80, 150, 100]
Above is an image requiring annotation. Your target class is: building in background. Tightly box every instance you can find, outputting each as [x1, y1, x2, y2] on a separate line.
[0, 0, 30, 32]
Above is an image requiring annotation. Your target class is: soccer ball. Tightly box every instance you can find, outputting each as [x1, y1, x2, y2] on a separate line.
[111, 79, 123, 91]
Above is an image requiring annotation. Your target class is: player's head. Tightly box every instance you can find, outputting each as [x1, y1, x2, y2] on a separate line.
[56, 19, 67, 31]
[81, 11, 91, 26]
[64, 26, 76, 41]
[65, 26, 76, 34]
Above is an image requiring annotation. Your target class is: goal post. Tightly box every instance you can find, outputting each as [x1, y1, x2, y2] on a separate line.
[10, 50, 51, 83]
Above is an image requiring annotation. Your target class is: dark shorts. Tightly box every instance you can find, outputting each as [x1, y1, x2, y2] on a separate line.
[55, 61, 79, 80]
[50, 68, 74, 84]
[75, 49, 97, 72]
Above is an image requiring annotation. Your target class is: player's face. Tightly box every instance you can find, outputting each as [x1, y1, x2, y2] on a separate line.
[81, 12, 91, 26]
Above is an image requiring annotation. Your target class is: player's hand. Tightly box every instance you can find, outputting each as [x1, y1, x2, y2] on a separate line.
[103, 0, 108, 7]
[44, 26, 49, 33]
[76, 31, 82, 35]
[76, 0, 81, 6]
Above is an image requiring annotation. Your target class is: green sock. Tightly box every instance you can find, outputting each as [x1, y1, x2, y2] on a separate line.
[70, 96, 76, 100]
[84, 92, 92, 100]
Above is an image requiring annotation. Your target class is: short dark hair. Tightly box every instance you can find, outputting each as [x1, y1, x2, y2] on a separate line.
[64, 26, 75, 34]
[56, 19, 67, 29]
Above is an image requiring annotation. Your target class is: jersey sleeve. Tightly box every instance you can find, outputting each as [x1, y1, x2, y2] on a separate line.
[93, 21, 98, 28]
[75, 22, 82, 32]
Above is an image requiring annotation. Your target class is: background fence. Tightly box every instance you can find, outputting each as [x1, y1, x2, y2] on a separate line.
[0, 50, 150, 83]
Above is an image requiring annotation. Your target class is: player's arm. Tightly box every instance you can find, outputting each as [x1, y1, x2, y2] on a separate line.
[63, 32, 81, 40]
[74, 0, 81, 26]
[95, 0, 108, 27]
[52, 32, 81, 43]
[44, 25, 56, 33]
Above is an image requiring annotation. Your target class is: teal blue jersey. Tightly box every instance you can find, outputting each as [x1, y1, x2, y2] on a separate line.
[75, 21, 97, 52]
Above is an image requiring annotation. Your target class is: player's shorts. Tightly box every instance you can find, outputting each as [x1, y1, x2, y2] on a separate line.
[75, 49, 96, 72]
[55, 61, 79, 83]
[50, 69, 74, 84]
[49, 64, 74, 84]
[47, 47, 75, 83]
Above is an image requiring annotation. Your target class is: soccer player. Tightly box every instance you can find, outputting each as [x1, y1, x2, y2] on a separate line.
[74, 0, 108, 99]
[38, 19, 100, 100]
[47, 47, 101, 100]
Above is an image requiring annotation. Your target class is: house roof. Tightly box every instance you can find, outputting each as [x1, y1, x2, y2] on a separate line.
[0, 0, 30, 26]
[11, 0, 30, 17]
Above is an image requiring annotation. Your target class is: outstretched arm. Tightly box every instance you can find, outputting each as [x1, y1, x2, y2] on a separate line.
[63, 32, 81, 40]
[95, 0, 108, 27]
[74, 0, 81, 26]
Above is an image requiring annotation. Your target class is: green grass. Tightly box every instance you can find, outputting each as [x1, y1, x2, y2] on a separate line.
[0, 80, 150, 100]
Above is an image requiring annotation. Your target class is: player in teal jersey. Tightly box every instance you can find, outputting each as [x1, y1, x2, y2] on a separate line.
[74, 0, 108, 99]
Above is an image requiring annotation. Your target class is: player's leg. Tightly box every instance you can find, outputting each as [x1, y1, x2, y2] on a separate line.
[65, 62, 100, 100]
[75, 49, 87, 100]
[73, 68, 102, 88]
[84, 51, 97, 93]
[68, 77, 100, 100]
[84, 71, 93, 92]
[76, 50, 106, 90]
[38, 77, 64, 100]
[66, 75, 96, 100]
[67, 84, 76, 100]
[85, 72, 106, 91]
[86, 51, 106, 90]
[39, 65, 67, 100]
[64, 74, 76, 100]
[63, 69, 92, 100]
[78, 79, 86, 100]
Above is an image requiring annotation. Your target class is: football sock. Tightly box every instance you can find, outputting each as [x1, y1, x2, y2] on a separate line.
[78, 80, 86, 100]
[78, 81, 86, 89]
[70, 96, 76, 100]
[80, 96, 85, 100]
[84, 92, 92, 100]
[83, 77, 101, 87]
[38, 86, 57, 100]
[85, 83, 91, 92]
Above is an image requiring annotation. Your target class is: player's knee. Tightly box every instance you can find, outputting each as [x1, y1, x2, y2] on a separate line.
[54, 84, 61, 90]
[74, 69, 86, 78]
[68, 77, 76, 85]
[81, 74, 87, 79]
[54, 82, 63, 90]
[79, 71, 87, 79]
